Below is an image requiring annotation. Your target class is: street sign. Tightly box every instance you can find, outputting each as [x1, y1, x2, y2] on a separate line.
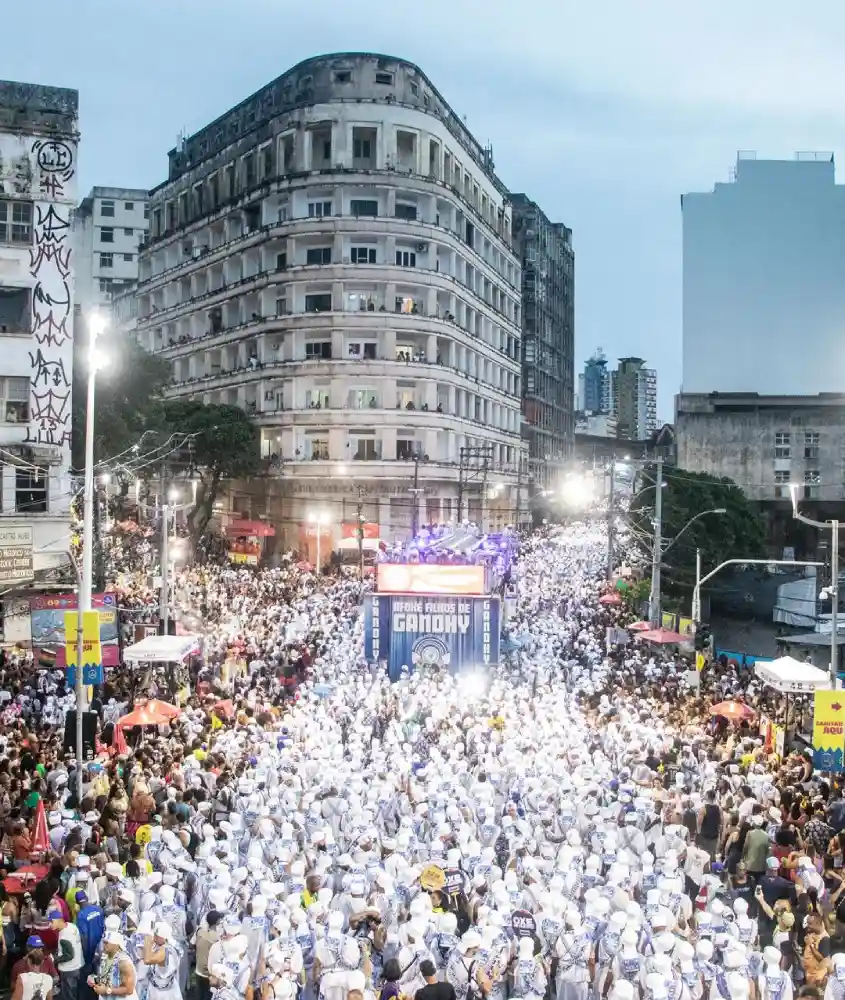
[0, 526, 33, 585]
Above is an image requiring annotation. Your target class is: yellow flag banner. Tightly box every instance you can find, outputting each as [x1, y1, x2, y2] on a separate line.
[812, 690, 845, 771]
[64, 610, 102, 669]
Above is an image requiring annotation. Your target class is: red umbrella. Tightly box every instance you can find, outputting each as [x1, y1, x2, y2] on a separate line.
[140, 699, 181, 720]
[113, 724, 129, 755]
[30, 800, 49, 854]
[628, 621, 651, 632]
[636, 628, 686, 644]
[599, 593, 622, 606]
[118, 705, 171, 728]
[710, 700, 756, 721]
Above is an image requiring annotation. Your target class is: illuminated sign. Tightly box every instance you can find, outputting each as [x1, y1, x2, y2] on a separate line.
[377, 563, 485, 596]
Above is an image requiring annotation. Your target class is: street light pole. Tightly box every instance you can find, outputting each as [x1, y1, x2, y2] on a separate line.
[606, 456, 616, 583]
[80, 314, 105, 612]
[648, 458, 663, 626]
[790, 485, 840, 684]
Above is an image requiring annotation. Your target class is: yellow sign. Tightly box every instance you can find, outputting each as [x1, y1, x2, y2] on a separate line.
[679, 616, 694, 636]
[64, 610, 102, 668]
[420, 864, 446, 891]
[812, 690, 845, 771]
[661, 611, 677, 631]
[696, 652, 706, 672]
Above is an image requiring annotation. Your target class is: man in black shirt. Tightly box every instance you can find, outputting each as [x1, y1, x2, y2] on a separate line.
[415, 960, 456, 1000]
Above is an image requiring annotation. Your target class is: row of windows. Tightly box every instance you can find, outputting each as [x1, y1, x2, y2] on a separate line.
[100, 199, 149, 218]
[0, 200, 32, 245]
[100, 227, 140, 243]
[99, 253, 135, 267]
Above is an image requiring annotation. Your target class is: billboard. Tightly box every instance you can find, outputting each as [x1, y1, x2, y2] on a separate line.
[30, 593, 120, 668]
[813, 690, 845, 771]
[365, 593, 501, 681]
[0, 525, 33, 585]
[377, 563, 485, 596]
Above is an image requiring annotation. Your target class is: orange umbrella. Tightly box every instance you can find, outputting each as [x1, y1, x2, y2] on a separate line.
[628, 621, 651, 632]
[599, 593, 622, 606]
[710, 700, 756, 721]
[212, 699, 235, 720]
[30, 800, 49, 854]
[118, 705, 171, 728]
[636, 628, 686, 644]
[140, 699, 181, 720]
[113, 724, 129, 755]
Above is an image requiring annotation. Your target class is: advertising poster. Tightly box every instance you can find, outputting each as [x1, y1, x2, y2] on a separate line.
[813, 690, 845, 771]
[31, 593, 120, 668]
[365, 593, 501, 681]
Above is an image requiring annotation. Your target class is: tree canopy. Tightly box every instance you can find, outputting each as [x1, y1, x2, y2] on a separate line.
[629, 466, 766, 600]
[162, 400, 261, 538]
[71, 331, 171, 471]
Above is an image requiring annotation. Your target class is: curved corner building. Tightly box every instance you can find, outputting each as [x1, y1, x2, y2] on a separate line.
[136, 53, 524, 550]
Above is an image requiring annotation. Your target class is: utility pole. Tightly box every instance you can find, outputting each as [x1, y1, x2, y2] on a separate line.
[515, 452, 523, 532]
[606, 456, 616, 582]
[159, 457, 169, 634]
[356, 486, 365, 579]
[648, 456, 664, 627]
[409, 456, 423, 537]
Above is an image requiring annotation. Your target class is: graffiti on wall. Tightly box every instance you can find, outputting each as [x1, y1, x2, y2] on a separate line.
[26, 139, 75, 449]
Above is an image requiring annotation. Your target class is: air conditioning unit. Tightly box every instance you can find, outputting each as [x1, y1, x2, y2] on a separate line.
[182, 242, 193, 255]
[416, 243, 428, 252]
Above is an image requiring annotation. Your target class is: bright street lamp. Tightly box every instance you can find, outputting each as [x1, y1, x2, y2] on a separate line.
[560, 473, 594, 508]
[308, 510, 330, 573]
[80, 310, 108, 614]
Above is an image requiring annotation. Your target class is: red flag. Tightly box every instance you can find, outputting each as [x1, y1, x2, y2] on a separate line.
[30, 799, 49, 854]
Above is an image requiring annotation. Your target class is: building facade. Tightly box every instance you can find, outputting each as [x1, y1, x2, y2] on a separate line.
[511, 194, 574, 487]
[579, 348, 610, 414]
[135, 53, 524, 547]
[73, 187, 149, 316]
[613, 357, 657, 440]
[0, 80, 79, 574]
[682, 153, 845, 395]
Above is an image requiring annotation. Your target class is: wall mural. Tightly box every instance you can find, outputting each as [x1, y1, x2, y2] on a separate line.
[26, 137, 76, 449]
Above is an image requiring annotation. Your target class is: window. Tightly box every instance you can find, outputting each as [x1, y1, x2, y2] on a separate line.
[99, 279, 113, 293]
[334, 71, 352, 84]
[0, 201, 32, 245]
[0, 288, 31, 335]
[349, 389, 379, 409]
[304, 294, 332, 313]
[774, 470, 791, 498]
[144, 204, 150, 219]
[16, 465, 48, 513]
[305, 388, 330, 409]
[351, 199, 378, 217]
[395, 250, 416, 268]
[276, 252, 287, 270]
[123, 253, 134, 262]
[308, 201, 332, 218]
[351, 247, 376, 264]
[124, 202, 134, 210]
[804, 469, 821, 499]
[353, 138, 371, 159]
[375, 72, 393, 85]
[774, 432, 791, 459]
[1, 376, 29, 423]
[305, 341, 332, 359]
[100, 227, 114, 243]
[348, 342, 377, 359]
[805, 430, 820, 460]
[100, 253, 113, 268]
[274, 297, 287, 316]
[124, 227, 133, 236]
[410, 82, 419, 97]
[395, 202, 417, 221]
[353, 437, 381, 460]
[397, 439, 422, 460]
[100, 200, 115, 217]
[306, 247, 332, 265]
[308, 438, 329, 461]
[261, 145, 273, 179]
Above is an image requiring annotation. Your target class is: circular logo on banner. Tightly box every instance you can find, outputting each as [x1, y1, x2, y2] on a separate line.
[511, 909, 536, 938]
[411, 635, 451, 668]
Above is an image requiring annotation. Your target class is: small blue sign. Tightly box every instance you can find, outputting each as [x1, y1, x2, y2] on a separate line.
[66, 663, 104, 687]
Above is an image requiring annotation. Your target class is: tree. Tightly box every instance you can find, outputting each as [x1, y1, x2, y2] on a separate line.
[629, 466, 766, 602]
[71, 331, 171, 471]
[162, 400, 260, 538]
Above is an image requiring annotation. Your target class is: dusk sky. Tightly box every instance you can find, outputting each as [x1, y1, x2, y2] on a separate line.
[7, 0, 844, 419]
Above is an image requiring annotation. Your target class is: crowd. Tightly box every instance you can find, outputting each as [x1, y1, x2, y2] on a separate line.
[0, 519, 839, 1000]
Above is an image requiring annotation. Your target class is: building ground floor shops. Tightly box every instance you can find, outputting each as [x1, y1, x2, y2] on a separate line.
[219, 467, 523, 566]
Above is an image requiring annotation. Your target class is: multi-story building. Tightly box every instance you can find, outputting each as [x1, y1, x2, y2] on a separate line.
[511, 194, 574, 487]
[73, 187, 149, 315]
[613, 357, 657, 441]
[676, 391, 845, 555]
[0, 80, 79, 574]
[682, 152, 845, 395]
[135, 53, 524, 548]
[579, 349, 611, 414]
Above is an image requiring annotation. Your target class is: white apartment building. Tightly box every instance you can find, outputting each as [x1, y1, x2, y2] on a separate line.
[74, 186, 149, 315]
[0, 80, 79, 573]
[136, 54, 523, 548]
[682, 152, 845, 395]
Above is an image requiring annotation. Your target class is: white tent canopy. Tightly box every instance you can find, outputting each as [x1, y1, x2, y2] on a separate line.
[754, 655, 832, 694]
[123, 634, 201, 665]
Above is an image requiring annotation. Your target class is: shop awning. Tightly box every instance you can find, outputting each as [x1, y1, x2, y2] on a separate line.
[223, 520, 275, 537]
[754, 655, 831, 694]
[123, 634, 202, 664]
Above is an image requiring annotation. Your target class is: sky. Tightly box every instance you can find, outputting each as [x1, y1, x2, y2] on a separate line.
[7, 0, 845, 420]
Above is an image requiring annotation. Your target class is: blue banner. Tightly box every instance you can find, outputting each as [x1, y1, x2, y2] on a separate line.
[365, 594, 501, 681]
[66, 663, 105, 687]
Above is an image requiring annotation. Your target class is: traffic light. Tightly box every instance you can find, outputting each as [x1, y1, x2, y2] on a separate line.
[694, 623, 712, 651]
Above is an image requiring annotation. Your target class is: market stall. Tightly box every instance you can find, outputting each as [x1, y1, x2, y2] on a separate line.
[754, 655, 832, 750]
